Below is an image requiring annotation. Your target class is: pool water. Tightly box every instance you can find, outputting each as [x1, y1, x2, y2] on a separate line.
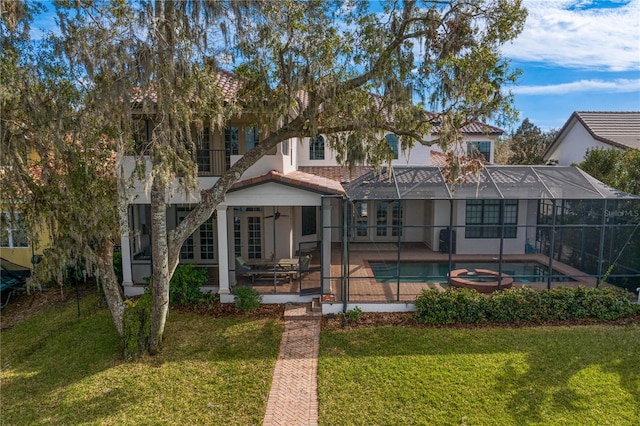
[369, 261, 576, 283]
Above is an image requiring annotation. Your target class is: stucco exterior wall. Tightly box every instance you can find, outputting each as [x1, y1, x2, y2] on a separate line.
[546, 121, 614, 166]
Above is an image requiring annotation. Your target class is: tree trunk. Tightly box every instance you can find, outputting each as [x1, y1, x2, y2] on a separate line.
[149, 176, 170, 354]
[96, 241, 125, 337]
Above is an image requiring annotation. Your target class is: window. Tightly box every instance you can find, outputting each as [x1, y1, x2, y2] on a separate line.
[134, 119, 151, 153]
[467, 141, 491, 162]
[309, 135, 325, 160]
[391, 201, 403, 237]
[196, 127, 211, 173]
[465, 200, 518, 238]
[225, 127, 239, 155]
[177, 208, 216, 261]
[302, 206, 317, 236]
[355, 202, 368, 237]
[244, 126, 259, 152]
[385, 134, 399, 159]
[1, 212, 28, 248]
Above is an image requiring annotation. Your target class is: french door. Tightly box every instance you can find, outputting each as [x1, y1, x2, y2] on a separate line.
[177, 210, 216, 263]
[353, 201, 403, 242]
[234, 208, 263, 260]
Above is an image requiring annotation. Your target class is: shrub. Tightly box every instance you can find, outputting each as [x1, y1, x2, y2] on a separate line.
[169, 263, 208, 305]
[233, 286, 262, 312]
[345, 306, 363, 323]
[414, 288, 488, 324]
[112, 251, 123, 284]
[414, 286, 638, 325]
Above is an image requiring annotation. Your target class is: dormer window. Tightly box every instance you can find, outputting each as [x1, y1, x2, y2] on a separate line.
[385, 134, 399, 159]
[310, 135, 325, 160]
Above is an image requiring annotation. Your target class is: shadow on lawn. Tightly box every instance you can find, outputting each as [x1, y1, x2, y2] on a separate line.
[1, 300, 282, 425]
[491, 327, 640, 423]
[321, 325, 640, 423]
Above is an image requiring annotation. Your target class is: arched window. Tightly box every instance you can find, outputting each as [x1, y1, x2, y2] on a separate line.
[385, 134, 399, 159]
[310, 135, 325, 160]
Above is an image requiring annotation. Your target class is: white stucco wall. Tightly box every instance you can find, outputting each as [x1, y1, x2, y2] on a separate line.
[546, 121, 614, 166]
[432, 200, 453, 250]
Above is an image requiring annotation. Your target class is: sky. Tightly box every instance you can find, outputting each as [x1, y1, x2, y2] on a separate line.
[501, 0, 640, 131]
[30, 0, 640, 133]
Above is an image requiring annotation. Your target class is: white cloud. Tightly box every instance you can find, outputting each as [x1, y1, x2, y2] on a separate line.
[502, 0, 640, 71]
[512, 78, 640, 95]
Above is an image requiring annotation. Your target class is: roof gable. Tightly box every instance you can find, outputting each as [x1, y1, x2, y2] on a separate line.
[545, 111, 640, 159]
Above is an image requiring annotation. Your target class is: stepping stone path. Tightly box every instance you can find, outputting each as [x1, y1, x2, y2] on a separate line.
[263, 301, 322, 426]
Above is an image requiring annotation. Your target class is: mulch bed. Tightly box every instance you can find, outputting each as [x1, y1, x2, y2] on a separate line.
[322, 311, 640, 331]
[3, 286, 638, 332]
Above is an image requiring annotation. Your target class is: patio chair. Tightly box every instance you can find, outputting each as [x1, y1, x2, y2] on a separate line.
[235, 256, 253, 277]
[298, 254, 312, 278]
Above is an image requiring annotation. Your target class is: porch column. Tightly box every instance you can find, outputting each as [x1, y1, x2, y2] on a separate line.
[120, 208, 134, 291]
[217, 205, 230, 295]
[322, 201, 332, 293]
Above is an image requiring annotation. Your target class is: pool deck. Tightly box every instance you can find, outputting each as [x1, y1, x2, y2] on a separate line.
[244, 242, 600, 302]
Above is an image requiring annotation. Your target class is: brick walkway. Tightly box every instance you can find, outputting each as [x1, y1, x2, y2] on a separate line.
[263, 303, 322, 426]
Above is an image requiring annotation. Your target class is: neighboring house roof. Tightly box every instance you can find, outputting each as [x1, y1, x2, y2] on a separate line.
[229, 169, 346, 195]
[544, 111, 640, 159]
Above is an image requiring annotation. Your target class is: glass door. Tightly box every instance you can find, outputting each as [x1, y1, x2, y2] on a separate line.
[233, 208, 263, 260]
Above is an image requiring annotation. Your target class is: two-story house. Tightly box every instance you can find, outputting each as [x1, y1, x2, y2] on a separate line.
[119, 73, 640, 312]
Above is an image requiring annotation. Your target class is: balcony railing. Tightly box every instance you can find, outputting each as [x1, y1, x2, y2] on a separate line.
[197, 149, 230, 177]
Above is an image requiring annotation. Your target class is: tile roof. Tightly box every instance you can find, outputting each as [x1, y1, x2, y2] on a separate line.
[424, 112, 503, 135]
[131, 68, 241, 104]
[429, 151, 448, 167]
[297, 166, 371, 183]
[213, 68, 242, 102]
[573, 111, 640, 150]
[229, 169, 345, 195]
[130, 70, 502, 135]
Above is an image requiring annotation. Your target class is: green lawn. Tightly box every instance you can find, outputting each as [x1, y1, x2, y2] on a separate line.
[319, 324, 640, 426]
[1, 293, 282, 425]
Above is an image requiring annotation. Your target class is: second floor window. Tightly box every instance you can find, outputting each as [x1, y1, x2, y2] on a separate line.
[245, 127, 259, 152]
[225, 126, 239, 156]
[467, 141, 491, 162]
[310, 135, 325, 160]
[385, 134, 399, 159]
[196, 127, 211, 173]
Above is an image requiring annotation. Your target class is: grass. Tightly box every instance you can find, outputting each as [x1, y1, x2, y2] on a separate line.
[1, 292, 283, 425]
[319, 324, 640, 426]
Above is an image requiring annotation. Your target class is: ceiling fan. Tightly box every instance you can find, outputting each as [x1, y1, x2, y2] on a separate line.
[264, 209, 289, 220]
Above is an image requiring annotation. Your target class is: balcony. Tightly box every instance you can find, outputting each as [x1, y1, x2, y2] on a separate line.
[196, 149, 229, 177]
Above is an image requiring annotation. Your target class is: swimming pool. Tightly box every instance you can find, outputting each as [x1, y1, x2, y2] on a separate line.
[368, 261, 576, 283]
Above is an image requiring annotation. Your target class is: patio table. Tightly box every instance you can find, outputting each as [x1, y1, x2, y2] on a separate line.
[246, 258, 299, 270]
